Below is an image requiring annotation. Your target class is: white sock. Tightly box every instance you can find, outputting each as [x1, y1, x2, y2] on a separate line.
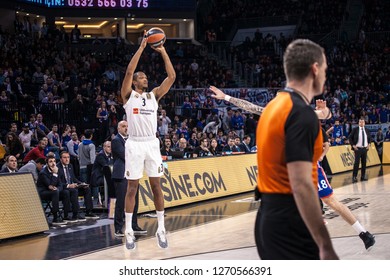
[352, 221, 366, 234]
[156, 210, 165, 232]
[125, 213, 133, 234]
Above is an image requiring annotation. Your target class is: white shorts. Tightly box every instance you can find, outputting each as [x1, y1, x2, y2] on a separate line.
[124, 137, 163, 180]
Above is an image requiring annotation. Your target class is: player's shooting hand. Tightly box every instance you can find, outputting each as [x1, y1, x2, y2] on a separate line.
[140, 30, 148, 49]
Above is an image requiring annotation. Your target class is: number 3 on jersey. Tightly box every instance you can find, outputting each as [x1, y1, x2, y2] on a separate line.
[142, 97, 146, 106]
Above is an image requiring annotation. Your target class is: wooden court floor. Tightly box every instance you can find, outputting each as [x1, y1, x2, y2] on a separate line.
[1, 165, 389, 260]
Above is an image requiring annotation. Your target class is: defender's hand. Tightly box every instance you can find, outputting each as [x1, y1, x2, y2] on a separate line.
[209, 86, 226, 100]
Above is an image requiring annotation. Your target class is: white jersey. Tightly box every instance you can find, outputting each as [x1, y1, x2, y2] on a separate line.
[123, 90, 158, 138]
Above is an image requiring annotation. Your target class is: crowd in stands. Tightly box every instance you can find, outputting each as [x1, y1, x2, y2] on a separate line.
[198, 0, 347, 44]
[361, 0, 390, 32]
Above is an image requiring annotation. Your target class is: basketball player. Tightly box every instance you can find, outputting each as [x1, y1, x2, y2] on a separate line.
[318, 127, 375, 250]
[120, 31, 176, 250]
[210, 85, 375, 251]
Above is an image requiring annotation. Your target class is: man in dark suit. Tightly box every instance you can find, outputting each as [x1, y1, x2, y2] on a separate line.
[0, 155, 18, 173]
[57, 151, 99, 220]
[349, 118, 371, 183]
[36, 155, 68, 225]
[239, 135, 252, 153]
[112, 120, 146, 237]
[222, 137, 240, 154]
[90, 140, 113, 205]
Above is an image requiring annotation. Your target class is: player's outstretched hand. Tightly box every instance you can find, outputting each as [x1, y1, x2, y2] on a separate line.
[315, 99, 331, 120]
[140, 30, 148, 49]
[315, 99, 327, 110]
[209, 85, 226, 100]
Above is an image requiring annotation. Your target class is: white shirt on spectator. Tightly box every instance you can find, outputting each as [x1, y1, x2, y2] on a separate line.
[19, 130, 33, 150]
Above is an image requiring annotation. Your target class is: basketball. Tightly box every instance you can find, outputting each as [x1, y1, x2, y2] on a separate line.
[146, 27, 166, 47]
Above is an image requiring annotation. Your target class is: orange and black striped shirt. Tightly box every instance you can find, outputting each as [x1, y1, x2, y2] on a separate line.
[256, 89, 323, 194]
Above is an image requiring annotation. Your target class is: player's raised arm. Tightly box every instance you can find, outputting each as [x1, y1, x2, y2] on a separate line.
[209, 85, 263, 115]
[152, 45, 176, 101]
[121, 31, 148, 103]
[315, 99, 332, 119]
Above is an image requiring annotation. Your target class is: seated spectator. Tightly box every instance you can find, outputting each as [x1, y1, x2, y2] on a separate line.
[47, 124, 64, 159]
[222, 137, 240, 154]
[106, 94, 117, 106]
[90, 140, 112, 205]
[176, 121, 190, 141]
[5, 132, 25, 161]
[193, 137, 212, 157]
[36, 155, 70, 225]
[57, 151, 99, 220]
[171, 137, 193, 158]
[18, 157, 46, 183]
[239, 135, 252, 153]
[19, 123, 34, 152]
[61, 124, 72, 148]
[23, 139, 46, 163]
[188, 132, 199, 149]
[9, 123, 20, 136]
[0, 155, 18, 173]
[203, 118, 221, 136]
[34, 113, 50, 139]
[209, 138, 221, 156]
[216, 130, 227, 148]
[234, 136, 242, 152]
[160, 138, 173, 158]
[171, 134, 179, 148]
[38, 84, 49, 102]
[326, 119, 345, 140]
[0, 90, 8, 102]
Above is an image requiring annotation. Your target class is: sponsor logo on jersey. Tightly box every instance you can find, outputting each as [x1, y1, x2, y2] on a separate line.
[133, 108, 139, 114]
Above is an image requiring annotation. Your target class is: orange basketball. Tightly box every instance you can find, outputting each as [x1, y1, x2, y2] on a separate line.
[146, 27, 166, 47]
